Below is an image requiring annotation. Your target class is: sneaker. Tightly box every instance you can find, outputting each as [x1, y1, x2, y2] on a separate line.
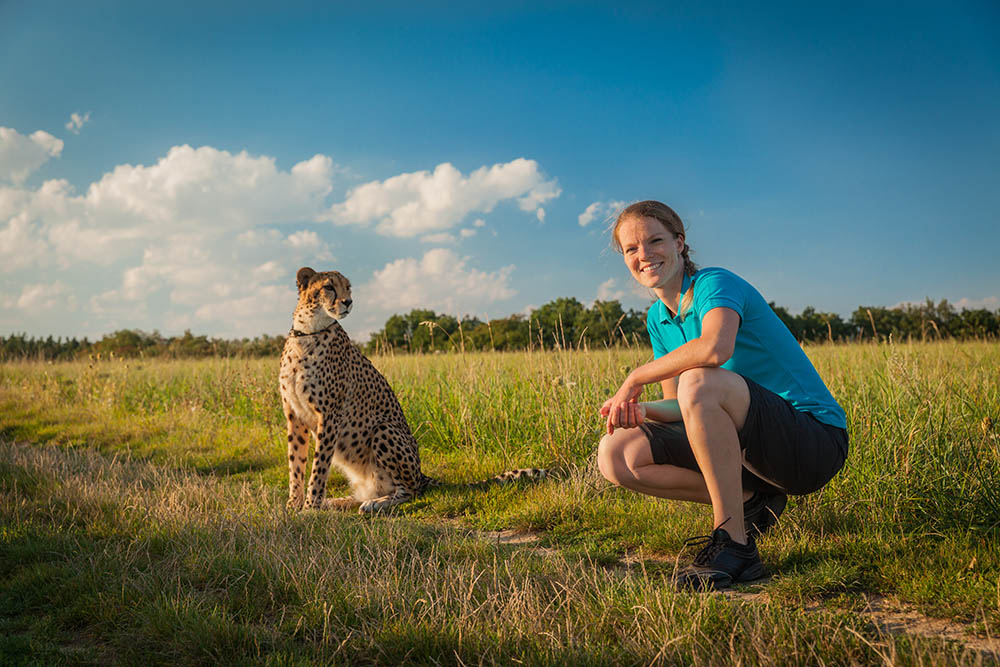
[675, 528, 767, 591]
[743, 491, 787, 539]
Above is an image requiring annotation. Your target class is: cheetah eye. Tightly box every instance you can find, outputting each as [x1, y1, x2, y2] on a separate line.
[323, 285, 335, 292]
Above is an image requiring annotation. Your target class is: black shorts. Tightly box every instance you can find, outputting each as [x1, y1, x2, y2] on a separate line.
[639, 376, 848, 495]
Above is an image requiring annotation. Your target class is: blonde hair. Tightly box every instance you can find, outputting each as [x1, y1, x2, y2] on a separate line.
[611, 200, 698, 320]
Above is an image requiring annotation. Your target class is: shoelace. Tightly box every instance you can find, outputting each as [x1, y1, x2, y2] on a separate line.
[682, 517, 733, 567]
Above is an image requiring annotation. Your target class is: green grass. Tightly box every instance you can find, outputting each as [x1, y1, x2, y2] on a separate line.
[1, 341, 998, 664]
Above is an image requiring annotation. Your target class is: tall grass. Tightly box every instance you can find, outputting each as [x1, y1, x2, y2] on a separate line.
[2, 341, 998, 663]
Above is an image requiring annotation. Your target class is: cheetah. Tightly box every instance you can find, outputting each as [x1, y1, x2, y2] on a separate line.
[279, 267, 545, 513]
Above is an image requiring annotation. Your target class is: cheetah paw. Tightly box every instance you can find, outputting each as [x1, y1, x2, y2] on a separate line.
[323, 496, 361, 511]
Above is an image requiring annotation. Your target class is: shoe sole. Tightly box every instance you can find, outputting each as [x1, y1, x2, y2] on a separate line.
[736, 561, 768, 583]
[676, 561, 768, 591]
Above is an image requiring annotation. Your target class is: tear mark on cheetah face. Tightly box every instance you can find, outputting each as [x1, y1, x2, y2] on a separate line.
[292, 267, 353, 333]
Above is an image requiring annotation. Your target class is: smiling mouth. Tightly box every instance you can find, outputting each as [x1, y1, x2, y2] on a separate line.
[640, 262, 663, 274]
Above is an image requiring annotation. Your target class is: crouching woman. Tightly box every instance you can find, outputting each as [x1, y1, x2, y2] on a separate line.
[598, 200, 848, 590]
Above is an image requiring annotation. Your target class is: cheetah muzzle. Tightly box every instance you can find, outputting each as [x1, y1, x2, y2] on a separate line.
[279, 266, 546, 513]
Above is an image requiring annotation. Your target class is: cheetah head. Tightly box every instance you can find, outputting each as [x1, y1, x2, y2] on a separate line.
[293, 267, 353, 330]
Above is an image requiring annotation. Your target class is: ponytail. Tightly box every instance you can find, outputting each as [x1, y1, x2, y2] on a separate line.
[678, 241, 697, 321]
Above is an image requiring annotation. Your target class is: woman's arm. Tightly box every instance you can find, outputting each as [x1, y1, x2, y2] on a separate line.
[603, 307, 740, 433]
[599, 379, 681, 424]
[641, 398, 682, 423]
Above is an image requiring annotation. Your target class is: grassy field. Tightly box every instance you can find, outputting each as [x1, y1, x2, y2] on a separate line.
[1, 341, 998, 664]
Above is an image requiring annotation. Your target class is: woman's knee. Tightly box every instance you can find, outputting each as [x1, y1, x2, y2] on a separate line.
[676, 367, 717, 409]
[677, 366, 750, 428]
[676, 366, 740, 409]
[597, 430, 634, 485]
[596, 433, 619, 483]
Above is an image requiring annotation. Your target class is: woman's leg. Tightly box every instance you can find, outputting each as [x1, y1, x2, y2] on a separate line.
[597, 427, 714, 503]
[676, 367, 751, 544]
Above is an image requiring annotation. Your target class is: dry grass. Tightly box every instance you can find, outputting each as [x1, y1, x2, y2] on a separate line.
[2, 340, 999, 663]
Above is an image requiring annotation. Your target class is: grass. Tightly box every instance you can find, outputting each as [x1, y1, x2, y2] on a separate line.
[1, 340, 998, 664]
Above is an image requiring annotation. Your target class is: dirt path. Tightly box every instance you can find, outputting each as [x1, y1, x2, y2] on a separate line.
[483, 528, 1000, 659]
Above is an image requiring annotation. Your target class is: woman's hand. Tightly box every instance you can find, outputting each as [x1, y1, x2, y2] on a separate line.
[600, 380, 646, 434]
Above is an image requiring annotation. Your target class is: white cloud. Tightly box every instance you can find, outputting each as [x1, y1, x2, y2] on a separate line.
[237, 229, 283, 246]
[1, 146, 336, 274]
[323, 158, 560, 237]
[953, 296, 1000, 311]
[81, 146, 334, 232]
[285, 229, 334, 261]
[252, 260, 285, 283]
[357, 248, 515, 320]
[421, 232, 457, 244]
[14, 281, 77, 311]
[1, 133, 565, 339]
[286, 229, 318, 248]
[0, 127, 64, 184]
[0, 212, 50, 271]
[516, 179, 561, 213]
[578, 202, 602, 227]
[0, 138, 348, 337]
[2, 145, 339, 267]
[192, 284, 296, 335]
[65, 112, 91, 135]
[578, 199, 626, 227]
[596, 278, 625, 302]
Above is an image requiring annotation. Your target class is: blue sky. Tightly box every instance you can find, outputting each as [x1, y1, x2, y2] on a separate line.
[2, 1, 998, 341]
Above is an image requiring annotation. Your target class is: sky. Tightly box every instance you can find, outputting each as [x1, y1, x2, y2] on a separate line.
[1, 1, 998, 342]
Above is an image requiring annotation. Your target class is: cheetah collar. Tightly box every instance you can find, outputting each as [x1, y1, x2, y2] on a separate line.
[288, 326, 333, 338]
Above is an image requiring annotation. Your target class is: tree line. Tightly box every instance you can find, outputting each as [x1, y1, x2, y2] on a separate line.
[364, 297, 999, 354]
[768, 298, 999, 344]
[2, 297, 997, 361]
[0, 329, 287, 362]
[364, 298, 648, 354]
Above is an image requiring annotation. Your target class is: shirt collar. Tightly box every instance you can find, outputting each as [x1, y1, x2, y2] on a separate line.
[658, 272, 693, 324]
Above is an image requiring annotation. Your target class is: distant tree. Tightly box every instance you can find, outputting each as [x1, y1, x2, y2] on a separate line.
[849, 299, 964, 342]
[952, 308, 998, 338]
[531, 297, 586, 350]
[469, 315, 530, 351]
[91, 330, 164, 357]
[621, 307, 651, 346]
[166, 330, 215, 357]
[576, 300, 625, 348]
[571, 300, 650, 348]
[796, 307, 850, 343]
[366, 309, 438, 353]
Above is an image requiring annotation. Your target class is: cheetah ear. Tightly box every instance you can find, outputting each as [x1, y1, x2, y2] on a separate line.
[296, 267, 317, 293]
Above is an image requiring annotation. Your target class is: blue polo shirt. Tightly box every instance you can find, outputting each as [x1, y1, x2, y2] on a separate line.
[647, 267, 847, 430]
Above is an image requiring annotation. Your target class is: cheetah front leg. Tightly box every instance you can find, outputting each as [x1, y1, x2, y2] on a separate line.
[284, 403, 310, 510]
[304, 418, 340, 509]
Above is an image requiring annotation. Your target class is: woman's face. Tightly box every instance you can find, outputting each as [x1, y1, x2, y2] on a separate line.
[617, 215, 685, 292]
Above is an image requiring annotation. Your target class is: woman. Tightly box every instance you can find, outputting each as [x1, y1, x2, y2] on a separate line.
[597, 200, 848, 590]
